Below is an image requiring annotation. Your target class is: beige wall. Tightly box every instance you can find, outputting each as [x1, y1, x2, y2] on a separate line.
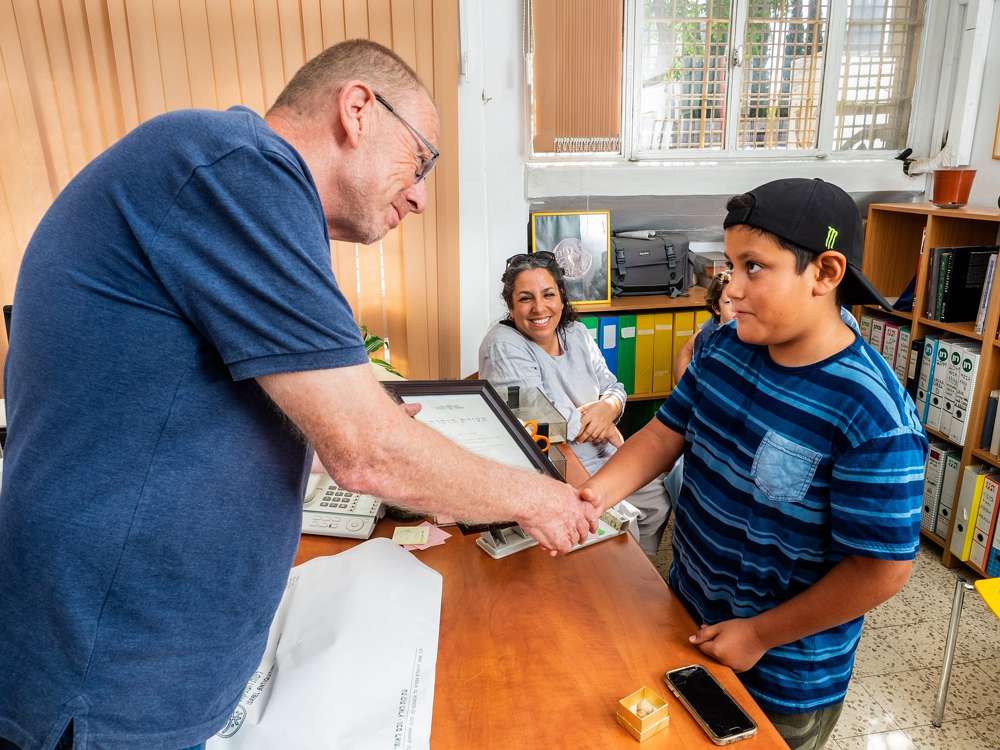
[0, 0, 460, 385]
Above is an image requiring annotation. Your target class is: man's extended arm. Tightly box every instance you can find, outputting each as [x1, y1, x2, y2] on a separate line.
[258, 364, 599, 553]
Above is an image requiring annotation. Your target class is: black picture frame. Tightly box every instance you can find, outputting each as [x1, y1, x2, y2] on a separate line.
[382, 379, 563, 534]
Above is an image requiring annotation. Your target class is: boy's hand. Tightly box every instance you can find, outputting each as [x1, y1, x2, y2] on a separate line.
[689, 619, 768, 673]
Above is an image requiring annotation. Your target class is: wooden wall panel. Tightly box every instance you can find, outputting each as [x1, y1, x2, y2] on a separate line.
[179, 0, 217, 108]
[204, 1, 241, 107]
[431, 0, 458, 378]
[343, 0, 368, 38]
[103, 0, 140, 129]
[300, 0, 325, 59]
[0, 0, 461, 390]
[230, 2, 268, 113]
[82, 0, 127, 141]
[0, 3, 54, 246]
[319, 0, 346, 47]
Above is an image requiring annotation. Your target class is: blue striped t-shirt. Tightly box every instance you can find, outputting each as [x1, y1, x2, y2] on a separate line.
[657, 322, 926, 714]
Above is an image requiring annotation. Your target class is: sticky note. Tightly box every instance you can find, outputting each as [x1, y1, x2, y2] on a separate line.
[392, 526, 430, 546]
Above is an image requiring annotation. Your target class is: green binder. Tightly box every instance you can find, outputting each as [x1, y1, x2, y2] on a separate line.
[617, 314, 637, 395]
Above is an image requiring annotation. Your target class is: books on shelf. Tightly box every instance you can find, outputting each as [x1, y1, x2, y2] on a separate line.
[934, 249, 952, 321]
[988, 512, 1000, 576]
[944, 343, 981, 445]
[980, 389, 999, 452]
[881, 321, 901, 377]
[651, 313, 673, 393]
[905, 337, 924, 401]
[950, 464, 992, 561]
[634, 314, 655, 395]
[936, 451, 963, 539]
[581, 312, 688, 398]
[909, 332, 981, 445]
[599, 316, 619, 376]
[971, 473, 1000, 570]
[976, 253, 999, 334]
[858, 311, 911, 387]
[894, 325, 911, 385]
[869, 316, 886, 353]
[922, 443, 959, 535]
[672, 312, 695, 390]
[915, 335, 938, 425]
[926, 338, 951, 432]
[925, 245, 999, 323]
[859, 311, 873, 342]
[618, 315, 637, 395]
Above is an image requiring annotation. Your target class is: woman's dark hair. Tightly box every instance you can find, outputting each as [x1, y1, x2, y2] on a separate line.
[500, 253, 578, 335]
[725, 193, 845, 305]
[705, 272, 730, 321]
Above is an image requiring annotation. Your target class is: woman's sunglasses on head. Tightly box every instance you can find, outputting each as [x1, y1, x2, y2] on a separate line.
[505, 251, 556, 268]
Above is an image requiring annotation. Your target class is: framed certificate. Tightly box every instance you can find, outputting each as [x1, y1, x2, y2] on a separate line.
[530, 210, 612, 305]
[382, 380, 563, 532]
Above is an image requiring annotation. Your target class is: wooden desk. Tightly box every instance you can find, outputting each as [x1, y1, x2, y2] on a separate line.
[295, 454, 787, 748]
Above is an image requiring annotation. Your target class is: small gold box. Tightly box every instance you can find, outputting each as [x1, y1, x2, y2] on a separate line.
[616, 687, 670, 741]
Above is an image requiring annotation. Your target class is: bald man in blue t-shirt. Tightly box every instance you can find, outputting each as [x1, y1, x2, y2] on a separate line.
[0, 41, 599, 750]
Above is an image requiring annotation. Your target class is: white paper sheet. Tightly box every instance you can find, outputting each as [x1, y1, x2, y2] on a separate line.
[401, 393, 537, 472]
[207, 538, 443, 750]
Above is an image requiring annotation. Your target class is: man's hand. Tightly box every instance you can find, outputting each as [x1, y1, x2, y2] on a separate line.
[689, 619, 768, 673]
[576, 399, 620, 444]
[517, 482, 601, 556]
[400, 402, 422, 418]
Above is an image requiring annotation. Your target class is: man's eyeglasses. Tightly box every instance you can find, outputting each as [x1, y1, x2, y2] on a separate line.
[505, 251, 556, 268]
[374, 92, 439, 182]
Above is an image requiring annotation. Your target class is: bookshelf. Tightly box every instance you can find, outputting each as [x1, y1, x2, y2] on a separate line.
[860, 202, 1000, 576]
[572, 287, 709, 403]
[574, 286, 707, 314]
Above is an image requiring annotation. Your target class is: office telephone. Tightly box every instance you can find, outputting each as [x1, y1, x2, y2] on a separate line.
[302, 472, 384, 540]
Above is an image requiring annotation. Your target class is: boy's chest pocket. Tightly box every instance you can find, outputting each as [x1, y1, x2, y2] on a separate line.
[751, 430, 821, 505]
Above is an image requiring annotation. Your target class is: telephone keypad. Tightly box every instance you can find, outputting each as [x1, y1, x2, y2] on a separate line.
[303, 474, 381, 539]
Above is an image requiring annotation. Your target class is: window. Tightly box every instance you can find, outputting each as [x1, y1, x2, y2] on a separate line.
[833, 0, 925, 151]
[527, 0, 926, 158]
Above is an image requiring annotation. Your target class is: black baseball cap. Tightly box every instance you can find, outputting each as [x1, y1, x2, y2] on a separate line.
[723, 177, 891, 310]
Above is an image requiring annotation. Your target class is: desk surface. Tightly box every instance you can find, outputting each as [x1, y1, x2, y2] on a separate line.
[296, 518, 787, 748]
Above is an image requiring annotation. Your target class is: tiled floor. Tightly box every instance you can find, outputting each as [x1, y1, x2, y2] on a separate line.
[654, 529, 1000, 749]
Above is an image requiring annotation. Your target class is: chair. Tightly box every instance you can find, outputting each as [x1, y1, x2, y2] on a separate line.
[932, 576, 1000, 726]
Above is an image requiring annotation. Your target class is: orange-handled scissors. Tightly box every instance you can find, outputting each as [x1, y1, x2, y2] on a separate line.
[522, 419, 551, 453]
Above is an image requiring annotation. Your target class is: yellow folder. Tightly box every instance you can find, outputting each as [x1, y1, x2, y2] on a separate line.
[652, 313, 673, 393]
[951, 466, 989, 562]
[634, 314, 655, 395]
[672, 311, 696, 388]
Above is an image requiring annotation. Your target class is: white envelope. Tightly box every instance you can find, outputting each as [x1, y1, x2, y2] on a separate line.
[208, 538, 443, 750]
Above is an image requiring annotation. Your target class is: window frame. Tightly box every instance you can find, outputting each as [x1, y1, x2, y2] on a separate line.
[525, 0, 937, 169]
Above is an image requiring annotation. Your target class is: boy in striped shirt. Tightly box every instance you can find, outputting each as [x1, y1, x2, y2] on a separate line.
[583, 178, 926, 750]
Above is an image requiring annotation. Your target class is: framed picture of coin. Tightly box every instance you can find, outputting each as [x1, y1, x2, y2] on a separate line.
[529, 210, 611, 305]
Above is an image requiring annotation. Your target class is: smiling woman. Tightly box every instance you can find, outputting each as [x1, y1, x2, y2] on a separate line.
[477, 253, 672, 556]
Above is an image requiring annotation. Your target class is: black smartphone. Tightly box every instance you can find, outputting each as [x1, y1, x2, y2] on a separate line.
[664, 665, 757, 745]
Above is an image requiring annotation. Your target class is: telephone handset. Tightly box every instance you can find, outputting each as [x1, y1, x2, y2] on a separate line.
[302, 472, 384, 540]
